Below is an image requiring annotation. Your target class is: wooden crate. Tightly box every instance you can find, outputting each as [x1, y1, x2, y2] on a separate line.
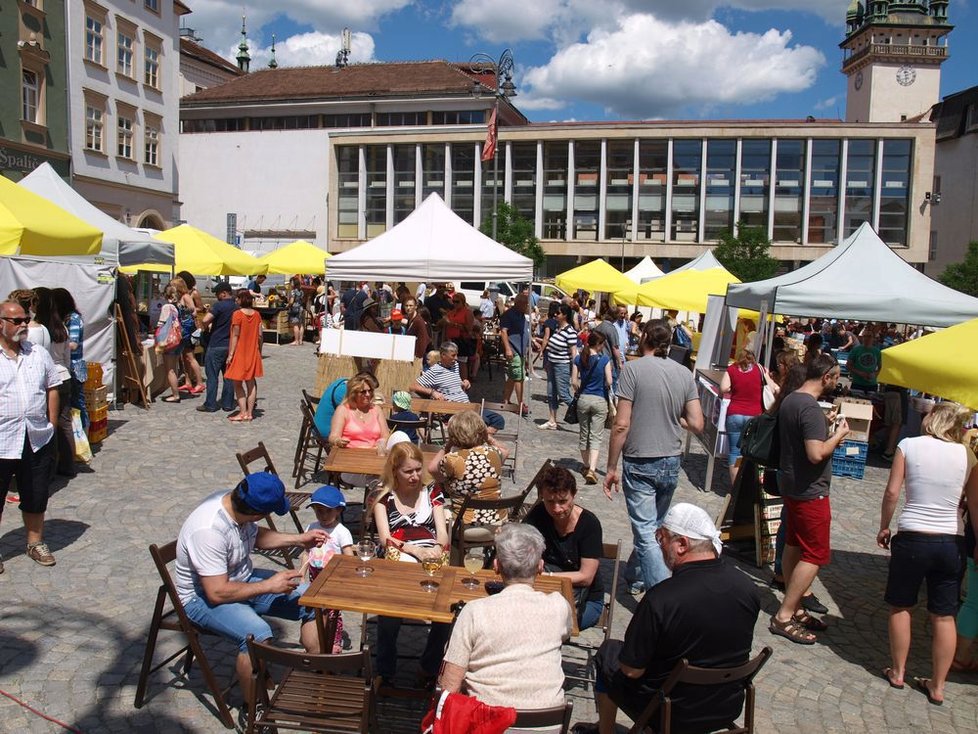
[84, 385, 108, 410]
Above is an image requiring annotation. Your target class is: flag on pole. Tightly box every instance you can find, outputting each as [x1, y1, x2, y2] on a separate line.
[481, 106, 497, 162]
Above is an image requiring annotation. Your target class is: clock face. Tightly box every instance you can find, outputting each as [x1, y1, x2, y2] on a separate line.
[896, 66, 916, 86]
[854, 70, 863, 90]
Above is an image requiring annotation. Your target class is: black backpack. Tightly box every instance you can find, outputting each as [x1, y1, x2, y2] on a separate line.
[740, 412, 780, 468]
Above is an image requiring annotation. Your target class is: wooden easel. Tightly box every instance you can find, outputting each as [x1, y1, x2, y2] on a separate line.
[115, 304, 149, 408]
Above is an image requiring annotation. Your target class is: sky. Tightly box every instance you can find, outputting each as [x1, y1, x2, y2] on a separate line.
[180, 0, 977, 122]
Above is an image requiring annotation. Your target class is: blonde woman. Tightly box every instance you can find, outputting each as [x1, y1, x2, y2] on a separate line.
[372, 443, 451, 684]
[878, 402, 978, 703]
[171, 275, 204, 395]
[328, 374, 388, 449]
[156, 283, 184, 403]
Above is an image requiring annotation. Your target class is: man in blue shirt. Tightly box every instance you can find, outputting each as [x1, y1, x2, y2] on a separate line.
[197, 283, 238, 412]
[499, 293, 530, 414]
[612, 304, 631, 358]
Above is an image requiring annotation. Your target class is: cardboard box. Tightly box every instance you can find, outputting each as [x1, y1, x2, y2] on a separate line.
[833, 397, 874, 443]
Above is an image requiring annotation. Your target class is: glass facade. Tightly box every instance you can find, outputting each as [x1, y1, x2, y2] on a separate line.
[808, 139, 840, 244]
[704, 139, 736, 239]
[844, 139, 875, 237]
[334, 136, 915, 250]
[774, 140, 805, 243]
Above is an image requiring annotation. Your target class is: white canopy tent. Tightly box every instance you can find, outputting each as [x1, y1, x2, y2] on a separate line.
[624, 256, 664, 283]
[725, 222, 978, 328]
[325, 193, 534, 282]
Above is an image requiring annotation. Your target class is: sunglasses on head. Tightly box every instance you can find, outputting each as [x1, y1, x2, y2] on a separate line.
[1, 317, 30, 325]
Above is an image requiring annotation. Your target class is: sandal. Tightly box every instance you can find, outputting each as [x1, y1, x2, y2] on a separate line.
[769, 615, 816, 645]
[793, 610, 829, 631]
[162, 396, 181, 403]
[882, 667, 904, 689]
[910, 676, 943, 706]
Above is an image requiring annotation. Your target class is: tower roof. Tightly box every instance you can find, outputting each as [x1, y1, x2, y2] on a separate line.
[844, 0, 952, 39]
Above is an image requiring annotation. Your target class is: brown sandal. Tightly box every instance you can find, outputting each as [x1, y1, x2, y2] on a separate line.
[793, 610, 829, 631]
[769, 615, 816, 645]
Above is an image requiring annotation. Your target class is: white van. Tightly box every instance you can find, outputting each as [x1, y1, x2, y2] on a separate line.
[451, 281, 520, 309]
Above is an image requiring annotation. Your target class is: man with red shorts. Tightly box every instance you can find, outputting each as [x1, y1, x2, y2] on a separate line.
[770, 353, 849, 644]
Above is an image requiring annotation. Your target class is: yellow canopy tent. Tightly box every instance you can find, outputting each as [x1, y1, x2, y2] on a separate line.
[878, 319, 978, 410]
[0, 175, 102, 256]
[120, 224, 266, 276]
[615, 267, 741, 312]
[257, 240, 330, 276]
[555, 258, 634, 294]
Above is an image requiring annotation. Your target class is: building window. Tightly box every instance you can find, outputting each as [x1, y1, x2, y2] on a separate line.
[144, 118, 160, 166]
[637, 140, 668, 242]
[808, 139, 841, 244]
[431, 110, 484, 125]
[542, 142, 568, 239]
[85, 104, 104, 152]
[450, 143, 475, 225]
[336, 146, 359, 238]
[117, 30, 134, 77]
[704, 139, 736, 240]
[510, 142, 538, 224]
[144, 0, 159, 12]
[376, 111, 426, 126]
[85, 15, 104, 64]
[671, 140, 702, 242]
[573, 141, 600, 241]
[117, 113, 134, 159]
[22, 70, 39, 123]
[739, 139, 771, 232]
[422, 144, 446, 200]
[844, 139, 876, 238]
[322, 113, 371, 128]
[929, 231, 937, 261]
[144, 44, 160, 89]
[774, 139, 805, 243]
[365, 145, 388, 237]
[393, 144, 416, 224]
[878, 139, 912, 247]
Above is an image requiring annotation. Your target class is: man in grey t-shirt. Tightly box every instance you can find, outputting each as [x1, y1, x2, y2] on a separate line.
[605, 320, 703, 592]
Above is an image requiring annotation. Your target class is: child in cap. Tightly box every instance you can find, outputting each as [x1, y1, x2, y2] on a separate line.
[301, 485, 354, 653]
[390, 390, 421, 443]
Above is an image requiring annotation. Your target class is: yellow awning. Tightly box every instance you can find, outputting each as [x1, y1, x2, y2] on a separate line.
[555, 258, 634, 294]
[120, 224, 266, 276]
[257, 240, 330, 276]
[615, 268, 741, 312]
[0, 176, 102, 256]
[879, 319, 978, 410]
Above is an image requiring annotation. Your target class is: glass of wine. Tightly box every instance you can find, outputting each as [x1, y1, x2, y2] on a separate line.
[462, 549, 483, 589]
[420, 554, 443, 592]
[356, 540, 375, 577]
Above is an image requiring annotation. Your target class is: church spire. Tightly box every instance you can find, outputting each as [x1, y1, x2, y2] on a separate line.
[236, 15, 250, 73]
[268, 33, 278, 69]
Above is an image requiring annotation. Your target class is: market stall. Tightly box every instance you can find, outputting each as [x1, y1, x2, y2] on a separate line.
[120, 224, 266, 276]
[554, 258, 634, 295]
[257, 240, 331, 276]
[623, 255, 664, 283]
[614, 266, 740, 312]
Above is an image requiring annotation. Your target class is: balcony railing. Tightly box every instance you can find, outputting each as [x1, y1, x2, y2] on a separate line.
[844, 43, 947, 67]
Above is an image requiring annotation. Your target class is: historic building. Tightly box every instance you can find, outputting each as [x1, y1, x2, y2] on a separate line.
[178, 27, 244, 99]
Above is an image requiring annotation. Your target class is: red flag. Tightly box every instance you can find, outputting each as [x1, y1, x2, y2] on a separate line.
[481, 106, 497, 162]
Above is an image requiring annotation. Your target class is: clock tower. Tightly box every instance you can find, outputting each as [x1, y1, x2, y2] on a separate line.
[841, 1, 952, 123]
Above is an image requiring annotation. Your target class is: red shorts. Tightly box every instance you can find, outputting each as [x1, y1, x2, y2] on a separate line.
[783, 495, 832, 566]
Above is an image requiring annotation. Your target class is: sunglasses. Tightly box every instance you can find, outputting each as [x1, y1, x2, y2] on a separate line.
[1, 317, 30, 325]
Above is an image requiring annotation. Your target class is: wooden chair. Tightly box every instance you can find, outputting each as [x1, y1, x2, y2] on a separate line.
[294, 399, 332, 489]
[626, 647, 773, 734]
[511, 700, 574, 734]
[133, 541, 236, 729]
[245, 637, 377, 734]
[480, 400, 522, 482]
[563, 540, 623, 690]
[386, 416, 430, 444]
[449, 492, 531, 565]
[292, 389, 320, 479]
[511, 459, 556, 521]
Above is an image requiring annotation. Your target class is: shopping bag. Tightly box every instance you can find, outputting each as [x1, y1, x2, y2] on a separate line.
[154, 308, 181, 352]
[72, 408, 93, 463]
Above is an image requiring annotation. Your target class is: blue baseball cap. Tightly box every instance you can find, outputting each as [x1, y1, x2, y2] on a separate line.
[239, 472, 289, 515]
[309, 485, 346, 509]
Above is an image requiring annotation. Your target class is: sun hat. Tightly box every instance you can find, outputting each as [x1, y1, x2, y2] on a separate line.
[661, 502, 723, 555]
[309, 485, 346, 509]
[361, 296, 377, 310]
[239, 472, 289, 515]
[392, 391, 413, 411]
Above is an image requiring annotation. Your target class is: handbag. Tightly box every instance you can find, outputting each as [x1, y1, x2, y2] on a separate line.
[741, 411, 780, 468]
[154, 306, 181, 352]
[564, 355, 599, 425]
[760, 365, 775, 411]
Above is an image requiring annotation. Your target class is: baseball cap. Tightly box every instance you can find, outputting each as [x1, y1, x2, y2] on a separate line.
[309, 485, 346, 509]
[391, 308, 404, 321]
[239, 472, 289, 515]
[214, 282, 233, 296]
[392, 390, 412, 411]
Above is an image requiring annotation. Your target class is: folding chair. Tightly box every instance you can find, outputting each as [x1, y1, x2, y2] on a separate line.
[449, 493, 529, 565]
[386, 416, 430, 444]
[292, 389, 320, 479]
[511, 459, 556, 521]
[511, 700, 574, 734]
[627, 647, 773, 734]
[480, 400, 521, 482]
[236, 442, 311, 535]
[294, 400, 332, 489]
[245, 637, 377, 734]
[133, 541, 236, 729]
[563, 540, 623, 690]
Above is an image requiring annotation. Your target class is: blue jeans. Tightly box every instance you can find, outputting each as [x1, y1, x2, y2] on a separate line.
[547, 362, 572, 411]
[622, 455, 681, 590]
[725, 413, 751, 467]
[183, 569, 314, 652]
[203, 345, 235, 410]
[579, 598, 604, 631]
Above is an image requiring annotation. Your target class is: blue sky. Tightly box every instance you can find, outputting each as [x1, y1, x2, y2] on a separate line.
[183, 1, 977, 122]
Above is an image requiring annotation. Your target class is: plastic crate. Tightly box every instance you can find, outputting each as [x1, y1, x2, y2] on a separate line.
[87, 422, 107, 444]
[84, 385, 108, 410]
[832, 456, 866, 479]
[89, 404, 108, 424]
[833, 440, 868, 462]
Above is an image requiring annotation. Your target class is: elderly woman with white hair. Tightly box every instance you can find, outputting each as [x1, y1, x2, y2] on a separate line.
[438, 523, 574, 709]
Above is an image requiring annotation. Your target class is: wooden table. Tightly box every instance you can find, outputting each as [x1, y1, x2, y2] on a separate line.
[321, 446, 441, 478]
[300, 554, 578, 652]
[409, 398, 481, 416]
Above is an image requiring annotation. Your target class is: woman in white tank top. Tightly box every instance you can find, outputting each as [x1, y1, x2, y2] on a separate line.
[877, 402, 978, 704]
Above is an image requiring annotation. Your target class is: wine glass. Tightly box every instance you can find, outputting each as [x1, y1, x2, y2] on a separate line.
[461, 549, 483, 589]
[420, 554, 443, 592]
[355, 540, 375, 577]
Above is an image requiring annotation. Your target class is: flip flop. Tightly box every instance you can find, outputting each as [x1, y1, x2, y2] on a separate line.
[769, 615, 816, 645]
[882, 667, 904, 689]
[911, 677, 943, 705]
[793, 610, 829, 631]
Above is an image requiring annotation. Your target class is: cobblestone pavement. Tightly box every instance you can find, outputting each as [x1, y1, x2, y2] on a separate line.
[1, 344, 975, 733]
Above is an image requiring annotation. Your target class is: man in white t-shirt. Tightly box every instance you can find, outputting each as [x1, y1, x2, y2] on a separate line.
[175, 472, 327, 711]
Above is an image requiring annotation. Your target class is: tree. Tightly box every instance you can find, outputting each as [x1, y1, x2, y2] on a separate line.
[713, 221, 780, 282]
[480, 202, 545, 270]
[939, 241, 978, 298]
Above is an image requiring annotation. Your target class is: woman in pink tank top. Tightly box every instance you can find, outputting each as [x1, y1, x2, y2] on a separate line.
[329, 374, 389, 449]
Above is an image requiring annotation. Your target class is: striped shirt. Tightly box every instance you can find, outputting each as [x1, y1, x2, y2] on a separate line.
[0, 341, 60, 459]
[416, 363, 468, 403]
[545, 324, 577, 364]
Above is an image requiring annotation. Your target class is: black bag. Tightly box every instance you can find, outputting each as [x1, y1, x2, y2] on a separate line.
[564, 399, 579, 425]
[740, 412, 780, 468]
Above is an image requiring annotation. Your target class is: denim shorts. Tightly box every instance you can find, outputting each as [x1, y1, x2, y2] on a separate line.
[183, 569, 314, 652]
[725, 413, 752, 467]
[884, 531, 965, 616]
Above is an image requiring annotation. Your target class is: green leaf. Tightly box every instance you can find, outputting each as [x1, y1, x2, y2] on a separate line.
[938, 241, 978, 298]
[713, 222, 780, 282]
[480, 202, 544, 270]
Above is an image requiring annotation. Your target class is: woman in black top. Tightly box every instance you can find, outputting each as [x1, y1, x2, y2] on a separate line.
[525, 465, 604, 629]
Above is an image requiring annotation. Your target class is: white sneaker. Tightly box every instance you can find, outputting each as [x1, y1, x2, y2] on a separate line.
[538, 421, 557, 430]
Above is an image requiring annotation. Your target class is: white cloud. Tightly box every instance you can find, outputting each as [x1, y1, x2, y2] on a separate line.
[814, 95, 840, 111]
[248, 31, 376, 69]
[618, 0, 847, 23]
[450, 0, 564, 42]
[521, 14, 825, 118]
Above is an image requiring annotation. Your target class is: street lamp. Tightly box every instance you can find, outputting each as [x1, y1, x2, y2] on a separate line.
[469, 49, 517, 241]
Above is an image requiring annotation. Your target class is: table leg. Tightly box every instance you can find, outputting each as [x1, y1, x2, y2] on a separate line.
[314, 609, 340, 654]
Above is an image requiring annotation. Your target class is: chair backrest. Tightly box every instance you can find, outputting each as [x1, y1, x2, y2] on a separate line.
[300, 400, 330, 446]
[301, 388, 320, 409]
[148, 540, 199, 632]
[600, 540, 623, 641]
[236, 442, 278, 476]
[451, 493, 527, 536]
[512, 700, 573, 733]
[247, 636, 372, 678]
[386, 417, 428, 442]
